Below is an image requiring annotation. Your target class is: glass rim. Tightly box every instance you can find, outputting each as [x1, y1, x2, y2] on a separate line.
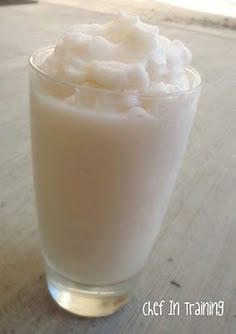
[29, 45, 202, 98]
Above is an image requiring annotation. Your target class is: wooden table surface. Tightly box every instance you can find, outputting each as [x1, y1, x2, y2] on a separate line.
[0, 2, 235, 333]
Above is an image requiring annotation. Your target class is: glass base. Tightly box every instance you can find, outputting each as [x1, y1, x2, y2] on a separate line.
[46, 264, 136, 317]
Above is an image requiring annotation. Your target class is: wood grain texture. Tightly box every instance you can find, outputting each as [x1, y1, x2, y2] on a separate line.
[0, 2, 235, 333]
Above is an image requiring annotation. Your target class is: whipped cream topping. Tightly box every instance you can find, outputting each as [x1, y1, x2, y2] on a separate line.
[42, 13, 193, 95]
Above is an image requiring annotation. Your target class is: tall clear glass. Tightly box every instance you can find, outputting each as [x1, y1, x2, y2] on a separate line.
[29, 46, 201, 317]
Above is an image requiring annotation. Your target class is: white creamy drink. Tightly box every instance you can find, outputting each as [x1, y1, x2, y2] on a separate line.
[30, 14, 201, 292]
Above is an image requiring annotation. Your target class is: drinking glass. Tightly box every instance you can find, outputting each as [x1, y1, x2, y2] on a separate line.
[29, 46, 201, 317]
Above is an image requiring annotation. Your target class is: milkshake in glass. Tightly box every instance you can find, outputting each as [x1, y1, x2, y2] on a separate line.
[29, 13, 201, 317]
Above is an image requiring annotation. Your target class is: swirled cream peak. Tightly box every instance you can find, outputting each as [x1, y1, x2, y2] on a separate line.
[42, 13, 192, 94]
